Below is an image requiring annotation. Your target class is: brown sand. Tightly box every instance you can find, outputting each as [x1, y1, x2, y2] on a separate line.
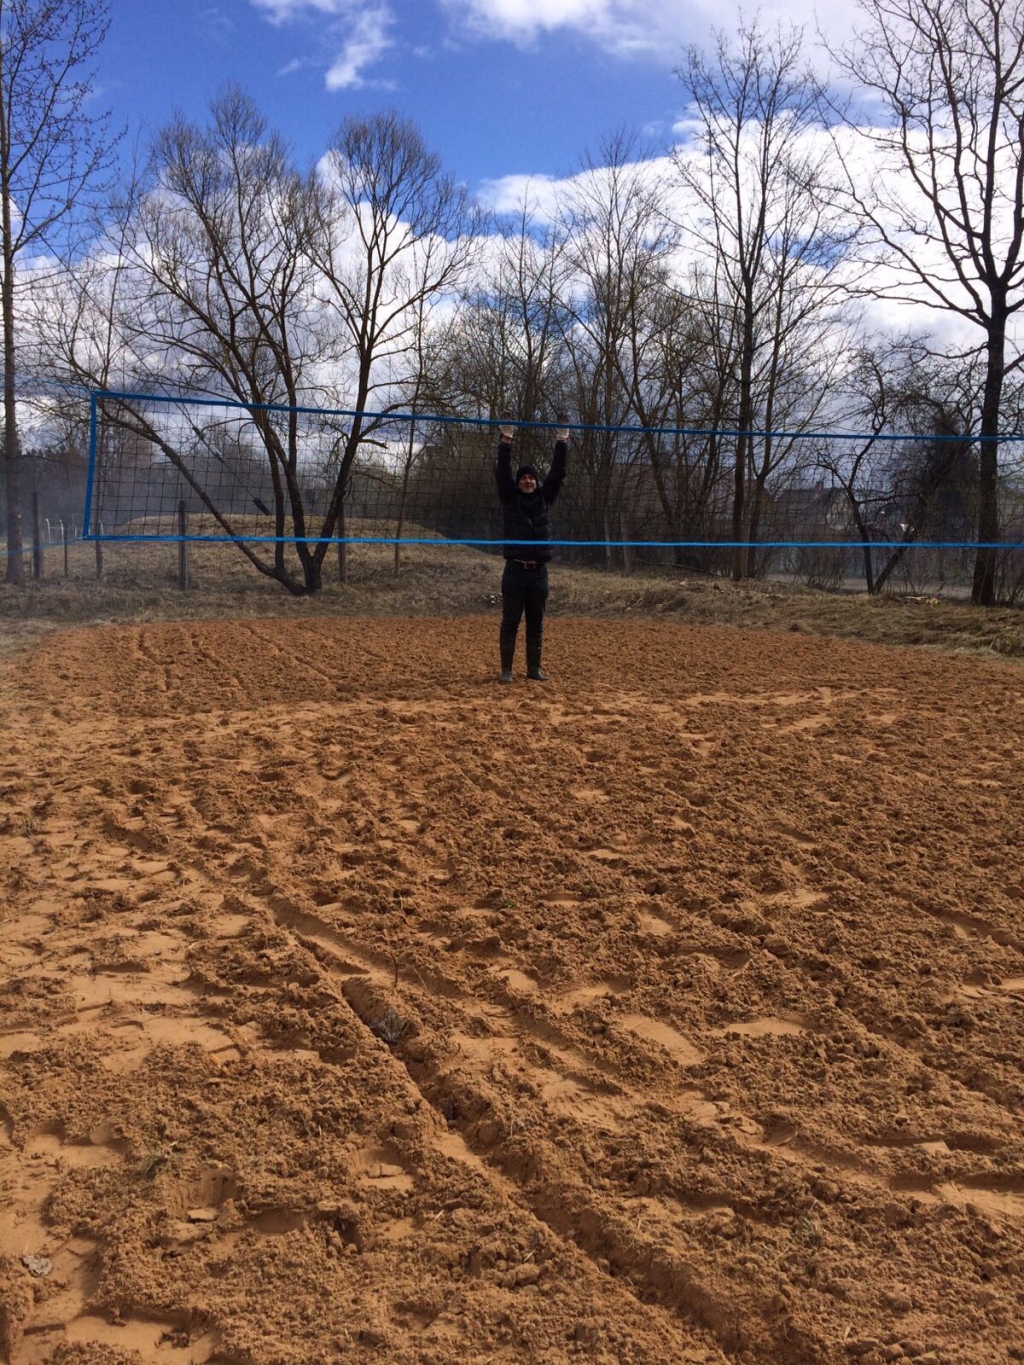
[1, 616, 1023, 1365]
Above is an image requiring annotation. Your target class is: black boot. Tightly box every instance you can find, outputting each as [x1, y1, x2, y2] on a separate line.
[499, 630, 515, 684]
[526, 640, 548, 682]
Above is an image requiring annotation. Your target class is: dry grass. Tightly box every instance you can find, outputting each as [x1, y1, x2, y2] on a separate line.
[2, 534, 1024, 663]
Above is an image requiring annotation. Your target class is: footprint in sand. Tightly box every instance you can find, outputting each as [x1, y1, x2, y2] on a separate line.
[769, 822, 818, 851]
[586, 848, 630, 868]
[639, 911, 675, 937]
[62, 1313, 219, 1363]
[209, 911, 251, 938]
[437, 1128, 490, 1175]
[99, 1015, 241, 1072]
[70, 960, 200, 1013]
[933, 1181, 1024, 1221]
[24, 1128, 128, 1167]
[167, 1164, 239, 1226]
[494, 966, 538, 995]
[618, 1014, 704, 1067]
[535, 1073, 627, 1132]
[0, 1125, 123, 1268]
[554, 978, 629, 1012]
[353, 1142, 416, 1193]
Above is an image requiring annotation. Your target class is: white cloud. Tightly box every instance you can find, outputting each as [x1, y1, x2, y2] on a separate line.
[251, 0, 867, 101]
[325, 6, 395, 87]
[251, 0, 396, 88]
[439, 0, 863, 63]
[476, 123, 997, 358]
[440, 0, 668, 55]
[252, 0, 356, 22]
[476, 173, 563, 219]
[445, 0, 604, 33]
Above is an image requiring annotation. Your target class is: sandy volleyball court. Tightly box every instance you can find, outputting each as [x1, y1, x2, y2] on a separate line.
[1, 616, 1023, 1365]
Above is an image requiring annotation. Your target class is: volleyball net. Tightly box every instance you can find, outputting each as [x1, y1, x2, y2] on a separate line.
[85, 390, 504, 548]
[82, 389, 1024, 567]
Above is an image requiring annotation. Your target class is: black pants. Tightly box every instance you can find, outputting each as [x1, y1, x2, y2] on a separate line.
[500, 560, 549, 658]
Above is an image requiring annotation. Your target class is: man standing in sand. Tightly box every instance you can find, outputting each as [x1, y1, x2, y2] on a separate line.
[495, 422, 569, 684]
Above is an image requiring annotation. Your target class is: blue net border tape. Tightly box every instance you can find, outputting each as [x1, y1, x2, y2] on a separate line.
[3, 539, 86, 560]
[58, 536, 1024, 551]
[90, 390, 1024, 446]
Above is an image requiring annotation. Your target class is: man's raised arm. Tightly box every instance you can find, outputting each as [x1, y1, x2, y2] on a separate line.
[495, 423, 516, 500]
[543, 426, 569, 503]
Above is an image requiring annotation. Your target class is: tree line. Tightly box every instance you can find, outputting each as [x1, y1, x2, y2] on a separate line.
[4, 0, 1024, 601]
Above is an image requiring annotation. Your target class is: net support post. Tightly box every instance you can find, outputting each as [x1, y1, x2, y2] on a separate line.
[83, 391, 98, 537]
[178, 500, 189, 591]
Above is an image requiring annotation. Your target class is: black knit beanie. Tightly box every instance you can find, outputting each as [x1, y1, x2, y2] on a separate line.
[515, 464, 539, 485]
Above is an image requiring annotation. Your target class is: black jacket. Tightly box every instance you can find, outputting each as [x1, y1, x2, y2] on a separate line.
[495, 439, 567, 563]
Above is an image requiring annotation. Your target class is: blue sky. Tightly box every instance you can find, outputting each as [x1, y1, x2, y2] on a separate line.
[100, 0, 847, 199]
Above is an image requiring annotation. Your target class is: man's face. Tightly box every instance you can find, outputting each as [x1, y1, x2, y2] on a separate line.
[517, 472, 537, 493]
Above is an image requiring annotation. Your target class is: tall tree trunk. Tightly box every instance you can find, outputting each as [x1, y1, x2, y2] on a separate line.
[872, 532, 916, 595]
[745, 475, 767, 578]
[731, 433, 746, 582]
[854, 506, 875, 594]
[0, 87, 22, 584]
[732, 305, 755, 581]
[2, 280, 20, 583]
[972, 323, 1005, 606]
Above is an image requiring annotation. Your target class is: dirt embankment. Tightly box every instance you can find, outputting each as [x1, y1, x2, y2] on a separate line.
[2, 617, 1023, 1365]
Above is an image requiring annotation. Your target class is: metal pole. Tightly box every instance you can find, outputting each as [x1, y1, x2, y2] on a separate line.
[83, 391, 98, 536]
[63, 522, 69, 578]
[178, 499, 189, 590]
[337, 486, 348, 584]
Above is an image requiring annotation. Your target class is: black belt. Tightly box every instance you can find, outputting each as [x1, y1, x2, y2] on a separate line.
[508, 558, 544, 569]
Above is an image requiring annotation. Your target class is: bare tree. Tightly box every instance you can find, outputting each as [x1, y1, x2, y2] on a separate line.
[418, 197, 569, 465]
[404, 199, 574, 562]
[29, 148, 146, 578]
[307, 109, 480, 579]
[639, 269, 736, 568]
[59, 90, 338, 594]
[0, 0, 113, 583]
[555, 133, 682, 565]
[674, 18, 853, 579]
[828, 0, 1024, 604]
[815, 337, 978, 590]
[38, 99, 476, 595]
